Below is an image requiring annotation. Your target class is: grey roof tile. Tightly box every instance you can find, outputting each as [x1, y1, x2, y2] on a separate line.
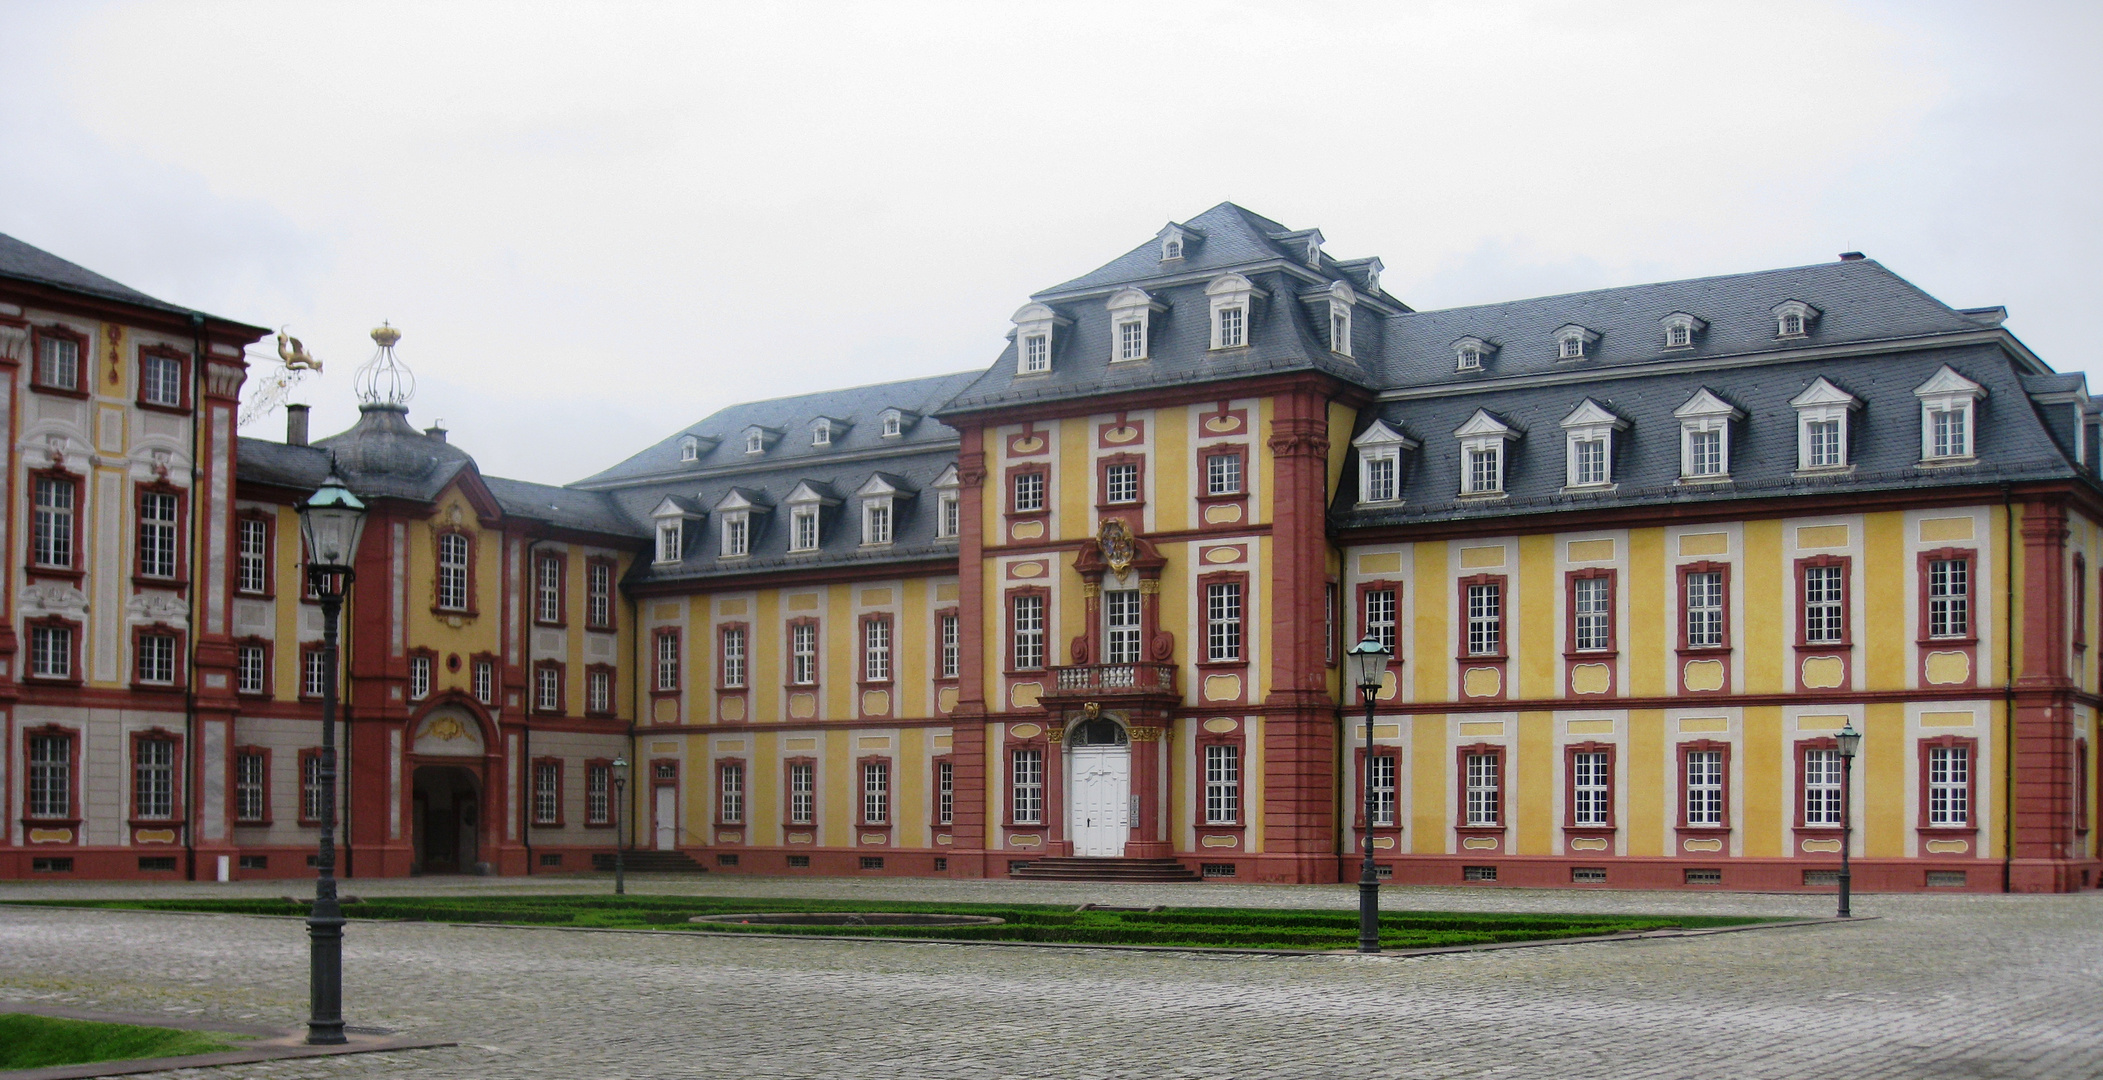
[0, 232, 262, 329]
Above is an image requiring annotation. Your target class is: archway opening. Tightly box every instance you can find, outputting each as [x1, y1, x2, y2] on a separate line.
[411, 765, 482, 874]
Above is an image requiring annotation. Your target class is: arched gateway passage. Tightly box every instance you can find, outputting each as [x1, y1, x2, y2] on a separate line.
[1065, 717, 1130, 857]
[411, 766, 482, 874]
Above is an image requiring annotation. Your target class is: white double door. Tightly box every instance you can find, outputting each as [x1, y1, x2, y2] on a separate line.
[1067, 745, 1131, 857]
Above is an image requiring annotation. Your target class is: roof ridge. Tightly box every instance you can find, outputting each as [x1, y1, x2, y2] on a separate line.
[1400, 258, 1900, 319]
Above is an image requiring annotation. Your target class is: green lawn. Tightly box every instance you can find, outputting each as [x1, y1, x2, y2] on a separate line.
[0, 1013, 236, 1070]
[14, 896, 1774, 951]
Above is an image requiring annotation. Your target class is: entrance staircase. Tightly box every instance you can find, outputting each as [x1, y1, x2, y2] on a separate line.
[591, 850, 709, 874]
[1007, 856, 1202, 882]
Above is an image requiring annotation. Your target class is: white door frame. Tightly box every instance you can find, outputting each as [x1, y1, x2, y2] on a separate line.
[653, 784, 678, 851]
[1066, 743, 1131, 857]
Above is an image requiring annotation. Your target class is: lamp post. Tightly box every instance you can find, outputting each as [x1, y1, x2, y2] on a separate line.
[1835, 721, 1861, 919]
[296, 470, 368, 1046]
[1345, 635, 1394, 954]
[611, 756, 628, 896]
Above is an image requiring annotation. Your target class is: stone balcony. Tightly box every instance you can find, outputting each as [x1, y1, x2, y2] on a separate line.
[1038, 662, 1180, 706]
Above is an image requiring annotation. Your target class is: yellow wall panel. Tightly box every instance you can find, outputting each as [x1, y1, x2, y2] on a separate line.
[1741, 519, 1783, 692]
[1155, 404, 1189, 533]
[1627, 709, 1665, 856]
[827, 584, 851, 718]
[898, 728, 926, 845]
[1863, 513, 1906, 689]
[1626, 529, 1665, 697]
[1516, 711, 1552, 855]
[752, 731, 778, 837]
[1410, 714, 1446, 853]
[1414, 542, 1448, 702]
[1059, 417, 1089, 537]
[1864, 702, 1907, 857]
[1517, 534, 1555, 699]
[1740, 706, 1783, 857]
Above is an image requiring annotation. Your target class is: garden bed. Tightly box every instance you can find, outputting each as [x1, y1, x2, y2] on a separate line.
[10, 896, 1777, 952]
[0, 1012, 238, 1070]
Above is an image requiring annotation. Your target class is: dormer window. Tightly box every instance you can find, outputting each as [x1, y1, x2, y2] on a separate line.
[880, 408, 916, 438]
[656, 520, 682, 563]
[1206, 274, 1263, 351]
[813, 419, 832, 446]
[1791, 376, 1862, 471]
[1163, 236, 1183, 260]
[1673, 388, 1744, 481]
[1916, 365, 1987, 462]
[720, 512, 749, 558]
[1453, 336, 1496, 372]
[1270, 227, 1324, 268]
[1554, 324, 1600, 360]
[1352, 419, 1417, 506]
[1560, 399, 1628, 490]
[862, 500, 892, 545]
[680, 435, 701, 462]
[1661, 312, 1707, 350]
[932, 464, 960, 540]
[1106, 287, 1164, 363]
[1454, 410, 1519, 496]
[790, 506, 819, 552]
[742, 425, 780, 455]
[1773, 299, 1821, 339]
[882, 414, 900, 437]
[1321, 280, 1356, 358]
[1011, 302, 1070, 375]
[1158, 222, 1201, 263]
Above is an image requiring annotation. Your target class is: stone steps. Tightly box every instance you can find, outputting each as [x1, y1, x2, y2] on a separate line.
[1007, 856, 1202, 882]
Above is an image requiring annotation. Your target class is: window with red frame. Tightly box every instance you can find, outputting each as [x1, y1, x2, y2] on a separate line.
[1361, 749, 1397, 827]
[1204, 743, 1241, 825]
[863, 616, 893, 682]
[138, 346, 187, 409]
[32, 326, 85, 393]
[234, 748, 269, 823]
[585, 761, 611, 825]
[1924, 739, 1973, 827]
[718, 761, 745, 824]
[1011, 470, 1046, 513]
[1205, 579, 1244, 663]
[586, 558, 615, 629]
[1682, 743, 1729, 827]
[31, 473, 80, 571]
[28, 620, 77, 682]
[1681, 564, 1728, 650]
[1010, 592, 1045, 670]
[1925, 553, 1973, 640]
[532, 758, 562, 825]
[1362, 584, 1397, 653]
[1568, 744, 1614, 827]
[1569, 571, 1614, 653]
[1461, 577, 1505, 657]
[861, 759, 891, 824]
[299, 750, 327, 824]
[654, 629, 681, 692]
[26, 729, 76, 820]
[586, 665, 613, 715]
[134, 629, 179, 687]
[1462, 747, 1503, 826]
[436, 531, 472, 611]
[2075, 554, 2089, 652]
[535, 552, 565, 625]
[301, 645, 327, 699]
[137, 489, 182, 580]
[1800, 557, 1850, 645]
[534, 662, 565, 714]
[237, 515, 273, 595]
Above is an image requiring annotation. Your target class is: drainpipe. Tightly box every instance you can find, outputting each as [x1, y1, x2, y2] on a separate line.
[184, 313, 205, 881]
[2003, 483, 2016, 893]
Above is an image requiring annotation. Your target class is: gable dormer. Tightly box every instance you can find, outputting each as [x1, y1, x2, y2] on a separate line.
[712, 487, 772, 559]
[649, 495, 703, 564]
[931, 463, 962, 540]
[783, 481, 842, 554]
[853, 472, 917, 547]
[1106, 287, 1166, 363]
[1319, 280, 1356, 357]
[1554, 324, 1600, 360]
[1352, 419, 1419, 505]
[1269, 227, 1324, 268]
[1453, 335, 1498, 372]
[1559, 399, 1629, 489]
[742, 424, 783, 455]
[1660, 311, 1707, 349]
[1206, 273, 1265, 351]
[1673, 388, 1744, 480]
[1336, 256, 1383, 295]
[1915, 365, 1987, 463]
[678, 433, 720, 462]
[878, 407, 919, 438]
[1158, 222, 1203, 262]
[1772, 299, 1822, 339]
[1011, 302, 1071, 375]
[1791, 376, 1862, 471]
[809, 415, 851, 447]
[1454, 409, 1521, 496]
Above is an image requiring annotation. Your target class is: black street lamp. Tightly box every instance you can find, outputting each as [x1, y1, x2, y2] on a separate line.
[1835, 721, 1862, 919]
[296, 469, 367, 1046]
[1345, 635, 1394, 954]
[611, 756, 628, 896]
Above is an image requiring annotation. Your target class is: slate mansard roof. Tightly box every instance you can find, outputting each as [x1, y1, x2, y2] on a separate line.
[0, 232, 266, 331]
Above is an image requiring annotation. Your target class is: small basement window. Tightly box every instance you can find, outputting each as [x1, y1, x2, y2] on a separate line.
[138, 856, 178, 872]
[539, 853, 564, 867]
[1684, 868, 1723, 885]
[1202, 863, 1237, 878]
[933, 857, 948, 871]
[1802, 869, 1839, 886]
[33, 857, 74, 873]
[239, 854, 269, 870]
[1926, 870, 1968, 888]
[860, 856, 885, 870]
[1571, 867, 1607, 883]
[1463, 865, 1498, 882]
[717, 853, 740, 867]
[787, 854, 811, 868]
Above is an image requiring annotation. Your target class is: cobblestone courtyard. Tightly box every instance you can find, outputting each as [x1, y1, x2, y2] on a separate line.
[1, 876, 2099, 1079]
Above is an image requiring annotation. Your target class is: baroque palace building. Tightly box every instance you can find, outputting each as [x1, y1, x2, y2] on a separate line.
[3, 203, 2099, 891]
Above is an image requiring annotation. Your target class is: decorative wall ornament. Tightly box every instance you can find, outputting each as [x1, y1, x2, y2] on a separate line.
[1097, 518, 1136, 576]
[23, 582, 88, 614]
[125, 593, 189, 625]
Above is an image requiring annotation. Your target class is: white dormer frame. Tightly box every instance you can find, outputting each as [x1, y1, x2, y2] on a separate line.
[1011, 302, 1071, 375]
[1270, 228, 1324, 268]
[1352, 419, 1418, 506]
[1915, 365, 1987, 463]
[932, 464, 961, 540]
[1454, 410, 1520, 496]
[854, 474, 912, 547]
[1772, 299, 1821, 339]
[742, 425, 781, 455]
[650, 496, 700, 565]
[1338, 256, 1383, 294]
[1324, 280, 1356, 358]
[1106, 287, 1167, 363]
[680, 435, 702, 462]
[1560, 399, 1629, 490]
[1791, 376, 1863, 471]
[1660, 312, 1708, 350]
[811, 417, 834, 447]
[1453, 336, 1497, 372]
[1673, 388, 1745, 481]
[713, 489, 767, 558]
[1206, 273, 1265, 351]
[879, 408, 918, 438]
[1554, 324, 1601, 360]
[1158, 223, 1201, 262]
[783, 482, 840, 554]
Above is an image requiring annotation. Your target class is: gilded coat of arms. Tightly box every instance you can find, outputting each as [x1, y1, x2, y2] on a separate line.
[1097, 518, 1136, 576]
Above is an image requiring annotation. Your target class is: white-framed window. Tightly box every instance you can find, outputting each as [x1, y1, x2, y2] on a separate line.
[745, 429, 765, 454]
[1012, 748, 1043, 824]
[862, 760, 890, 824]
[1554, 324, 1597, 359]
[862, 499, 892, 545]
[1804, 564, 1846, 644]
[1104, 462, 1139, 504]
[720, 512, 748, 557]
[1013, 471, 1045, 513]
[1467, 582, 1502, 656]
[1685, 570, 1725, 648]
[133, 738, 175, 819]
[535, 664, 561, 712]
[1206, 581, 1243, 662]
[1364, 587, 1397, 653]
[1916, 365, 1986, 462]
[1466, 444, 1502, 494]
[1353, 419, 1414, 505]
[1105, 589, 1141, 664]
[437, 532, 471, 609]
[1011, 302, 1067, 375]
[302, 647, 327, 698]
[791, 623, 817, 685]
[1465, 752, 1500, 826]
[812, 418, 832, 447]
[1804, 748, 1843, 826]
[536, 553, 563, 623]
[235, 751, 266, 822]
[31, 623, 72, 680]
[586, 667, 611, 714]
[135, 631, 176, 685]
[1205, 744, 1241, 825]
[789, 761, 815, 824]
[1927, 744, 1970, 825]
[473, 658, 494, 704]
[1366, 751, 1396, 827]
[790, 505, 819, 552]
[1572, 576, 1612, 652]
[37, 334, 79, 390]
[721, 626, 746, 688]
[530, 759, 560, 825]
[1105, 287, 1161, 362]
[881, 410, 906, 438]
[1674, 388, 1741, 481]
[586, 763, 610, 825]
[1772, 299, 1819, 339]
[938, 760, 954, 824]
[1928, 557, 1970, 639]
[409, 654, 431, 700]
[680, 435, 701, 462]
[939, 614, 960, 679]
[238, 517, 270, 593]
[1012, 593, 1045, 669]
[27, 732, 70, 818]
[33, 476, 76, 569]
[937, 490, 959, 538]
[657, 631, 682, 692]
[139, 491, 179, 579]
[1685, 750, 1724, 826]
[1021, 333, 1049, 373]
[655, 520, 683, 564]
[1572, 750, 1610, 826]
[1791, 377, 1860, 471]
[586, 561, 611, 627]
[863, 618, 892, 681]
[301, 753, 325, 823]
[1206, 273, 1262, 351]
[1452, 335, 1495, 372]
[719, 762, 744, 823]
[1561, 399, 1625, 490]
[1206, 452, 1242, 496]
[1667, 324, 1690, 348]
[1660, 311, 1705, 350]
[237, 643, 267, 694]
[1330, 308, 1352, 356]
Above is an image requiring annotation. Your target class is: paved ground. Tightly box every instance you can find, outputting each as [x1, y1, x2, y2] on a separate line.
[2, 875, 2099, 1079]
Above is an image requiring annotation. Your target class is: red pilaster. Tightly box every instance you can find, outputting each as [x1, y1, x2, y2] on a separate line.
[2011, 499, 2077, 891]
[947, 428, 990, 874]
[1258, 387, 1339, 874]
[1124, 721, 1170, 858]
[188, 351, 248, 878]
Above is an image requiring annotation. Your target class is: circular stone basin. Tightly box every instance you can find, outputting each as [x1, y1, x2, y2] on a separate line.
[690, 912, 1005, 928]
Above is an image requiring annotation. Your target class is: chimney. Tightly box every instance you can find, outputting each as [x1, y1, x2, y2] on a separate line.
[1838, 251, 1865, 261]
[425, 425, 448, 443]
[286, 404, 310, 447]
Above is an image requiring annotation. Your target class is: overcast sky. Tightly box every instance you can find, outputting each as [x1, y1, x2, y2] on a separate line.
[2, 1, 2097, 484]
